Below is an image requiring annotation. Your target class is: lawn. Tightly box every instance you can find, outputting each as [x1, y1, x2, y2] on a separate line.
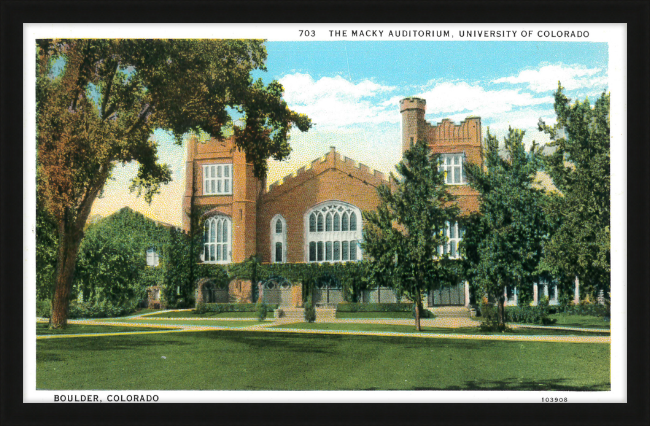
[271, 322, 610, 336]
[36, 330, 610, 390]
[105, 319, 262, 327]
[547, 314, 610, 329]
[144, 311, 260, 319]
[36, 323, 173, 335]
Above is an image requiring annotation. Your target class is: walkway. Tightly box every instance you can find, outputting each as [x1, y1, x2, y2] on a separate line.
[36, 316, 610, 344]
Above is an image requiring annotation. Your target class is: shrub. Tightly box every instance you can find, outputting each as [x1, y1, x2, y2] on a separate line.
[256, 301, 268, 322]
[67, 300, 137, 319]
[478, 303, 510, 332]
[194, 302, 208, 314]
[412, 304, 435, 319]
[36, 300, 52, 318]
[304, 296, 316, 323]
[336, 303, 414, 313]
[193, 303, 279, 314]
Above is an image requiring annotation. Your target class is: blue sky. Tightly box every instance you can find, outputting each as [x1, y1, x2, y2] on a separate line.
[91, 41, 609, 226]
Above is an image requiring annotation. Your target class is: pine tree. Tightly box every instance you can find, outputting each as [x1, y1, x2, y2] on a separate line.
[462, 128, 548, 328]
[538, 84, 610, 298]
[363, 140, 460, 331]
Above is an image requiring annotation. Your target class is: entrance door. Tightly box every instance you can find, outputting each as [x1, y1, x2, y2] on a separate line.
[429, 282, 465, 306]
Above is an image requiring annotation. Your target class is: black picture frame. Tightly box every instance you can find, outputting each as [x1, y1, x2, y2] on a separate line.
[2, 1, 648, 425]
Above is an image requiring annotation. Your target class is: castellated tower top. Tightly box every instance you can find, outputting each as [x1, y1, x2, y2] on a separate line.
[399, 97, 427, 113]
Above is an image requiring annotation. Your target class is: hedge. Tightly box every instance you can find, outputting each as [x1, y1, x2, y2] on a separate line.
[504, 306, 555, 325]
[337, 303, 414, 313]
[195, 303, 279, 314]
[557, 303, 609, 317]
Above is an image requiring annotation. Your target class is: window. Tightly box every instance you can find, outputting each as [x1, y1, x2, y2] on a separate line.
[538, 280, 559, 305]
[271, 215, 286, 263]
[203, 164, 232, 195]
[203, 216, 231, 264]
[305, 202, 362, 263]
[146, 247, 159, 267]
[438, 221, 463, 259]
[439, 154, 466, 185]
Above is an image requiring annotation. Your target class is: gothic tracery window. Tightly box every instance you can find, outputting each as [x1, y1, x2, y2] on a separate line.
[305, 202, 362, 263]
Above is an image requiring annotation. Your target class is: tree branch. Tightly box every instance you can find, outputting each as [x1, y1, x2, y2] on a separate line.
[101, 61, 119, 119]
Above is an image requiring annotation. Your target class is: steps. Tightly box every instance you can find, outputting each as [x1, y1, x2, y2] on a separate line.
[428, 306, 472, 318]
[275, 308, 336, 322]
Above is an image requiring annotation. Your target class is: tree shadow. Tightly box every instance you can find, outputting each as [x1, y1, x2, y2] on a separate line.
[411, 377, 610, 391]
[207, 330, 338, 355]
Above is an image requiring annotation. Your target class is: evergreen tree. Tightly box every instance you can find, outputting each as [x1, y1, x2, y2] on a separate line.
[363, 140, 460, 331]
[462, 128, 548, 327]
[538, 84, 610, 298]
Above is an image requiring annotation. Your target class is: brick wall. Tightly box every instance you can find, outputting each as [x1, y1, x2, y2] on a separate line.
[256, 147, 389, 263]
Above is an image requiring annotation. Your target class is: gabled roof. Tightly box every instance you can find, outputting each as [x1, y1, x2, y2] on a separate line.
[263, 147, 390, 200]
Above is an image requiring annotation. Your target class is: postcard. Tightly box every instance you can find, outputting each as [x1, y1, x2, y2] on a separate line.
[24, 23, 625, 404]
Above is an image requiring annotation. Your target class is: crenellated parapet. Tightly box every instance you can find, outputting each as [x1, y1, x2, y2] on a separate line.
[424, 117, 482, 147]
[264, 146, 390, 201]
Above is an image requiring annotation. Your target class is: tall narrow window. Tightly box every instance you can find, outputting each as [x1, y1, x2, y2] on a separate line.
[203, 216, 231, 264]
[271, 215, 286, 263]
[439, 221, 463, 259]
[305, 202, 362, 263]
[203, 164, 233, 195]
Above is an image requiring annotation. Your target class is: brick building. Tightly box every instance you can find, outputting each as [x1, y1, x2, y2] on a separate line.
[184, 97, 488, 308]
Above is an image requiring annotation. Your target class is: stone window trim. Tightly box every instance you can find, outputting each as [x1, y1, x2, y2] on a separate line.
[202, 163, 233, 195]
[438, 153, 467, 185]
[270, 214, 287, 264]
[304, 201, 362, 263]
[202, 214, 232, 264]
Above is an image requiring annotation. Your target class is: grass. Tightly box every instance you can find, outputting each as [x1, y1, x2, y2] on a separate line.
[103, 319, 262, 327]
[546, 314, 610, 329]
[144, 311, 260, 319]
[271, 322, 610, 336]
[36, 330, 610, 390]
[36, 323, 173, 335]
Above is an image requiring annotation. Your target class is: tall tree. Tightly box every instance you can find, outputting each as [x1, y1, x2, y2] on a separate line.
[462, 128, 548, 327]
[36, 39, 311, 328]
[538, 84, 610, 297]
[363, 140, 460, 331]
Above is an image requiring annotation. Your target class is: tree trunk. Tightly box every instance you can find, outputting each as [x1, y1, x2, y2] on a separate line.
[497, 294, 505, 327]
[414, 289, 422, 332]
[50, 213, 85, 329]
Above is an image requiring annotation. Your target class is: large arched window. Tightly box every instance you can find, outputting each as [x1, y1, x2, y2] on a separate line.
[203, 215, 231, 264]
[305, 201, 362, 263]
[271, 214, 286, 263]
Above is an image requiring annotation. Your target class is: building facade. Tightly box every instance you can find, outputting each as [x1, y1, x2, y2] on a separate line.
[184, 97, 489, 308]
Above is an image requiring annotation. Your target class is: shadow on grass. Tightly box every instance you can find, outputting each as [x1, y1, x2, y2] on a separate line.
[208, 330, 339, 355]
[411, 377, 611, 391]
[37, 334, 191, 352]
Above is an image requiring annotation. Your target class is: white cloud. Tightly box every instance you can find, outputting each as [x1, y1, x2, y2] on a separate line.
[279, 73, 399, 129]
[492, 64, 607, 93]
[415, 81, 554, 120]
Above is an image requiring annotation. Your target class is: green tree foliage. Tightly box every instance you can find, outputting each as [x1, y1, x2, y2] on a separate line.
[73, 207, 170, 306]
[36, 195, 59, 301]
[362, 140, 460, 331]
[36, 39, 311, 328]
[538, 84, 610, 297]
[462, 128, 549, 327]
